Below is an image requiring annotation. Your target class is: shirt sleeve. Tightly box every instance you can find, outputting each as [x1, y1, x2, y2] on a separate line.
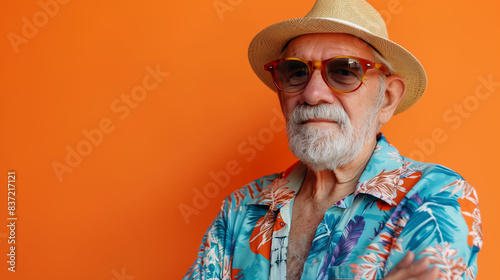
[384, 178, 482, 279]
[183, 199, 232, 280]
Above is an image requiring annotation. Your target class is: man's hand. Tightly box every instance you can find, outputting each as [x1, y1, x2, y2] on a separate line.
[382, 251, 440, 280]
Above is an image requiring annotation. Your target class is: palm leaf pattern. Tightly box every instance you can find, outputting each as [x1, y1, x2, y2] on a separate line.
[317, 215, 365, 279]
[403, 193, 461, 251]
[421, 242, 467, 279]
[441, 179, 483, 249]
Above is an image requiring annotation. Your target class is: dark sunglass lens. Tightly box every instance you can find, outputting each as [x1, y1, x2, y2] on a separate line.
[275, 60, 309, 92]
[325, 58, 364, 92]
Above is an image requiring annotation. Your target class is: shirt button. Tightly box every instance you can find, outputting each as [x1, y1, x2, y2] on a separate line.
[280, 222, 284, 226]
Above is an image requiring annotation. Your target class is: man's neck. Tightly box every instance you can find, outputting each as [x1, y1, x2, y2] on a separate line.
[298, 138, 378, 206]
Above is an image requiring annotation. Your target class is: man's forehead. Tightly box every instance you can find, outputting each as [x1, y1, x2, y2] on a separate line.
[284, 33, 375, 58]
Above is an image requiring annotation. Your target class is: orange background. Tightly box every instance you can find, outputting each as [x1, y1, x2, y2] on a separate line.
[0, 0, 498, 279]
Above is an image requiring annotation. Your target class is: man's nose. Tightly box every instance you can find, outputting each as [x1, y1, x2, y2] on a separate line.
[298, 69, 336, 106]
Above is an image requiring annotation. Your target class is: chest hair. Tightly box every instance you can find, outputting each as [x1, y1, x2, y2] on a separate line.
[286, 209, 324, 280]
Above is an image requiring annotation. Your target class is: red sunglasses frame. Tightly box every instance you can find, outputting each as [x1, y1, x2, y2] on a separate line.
[264, 56, 391, 94]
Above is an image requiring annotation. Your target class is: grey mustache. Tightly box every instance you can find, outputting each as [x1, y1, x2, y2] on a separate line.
[290, 104, 350, 125]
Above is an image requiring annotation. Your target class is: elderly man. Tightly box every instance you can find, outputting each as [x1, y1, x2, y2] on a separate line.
[184, 0, 482, 279]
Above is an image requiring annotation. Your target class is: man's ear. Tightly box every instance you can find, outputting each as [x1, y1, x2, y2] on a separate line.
[378, 75, 405, 125]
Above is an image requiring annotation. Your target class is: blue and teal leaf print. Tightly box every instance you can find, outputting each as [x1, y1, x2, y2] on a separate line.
[403, 192, 461, 251]
[332, 215, 365, 266]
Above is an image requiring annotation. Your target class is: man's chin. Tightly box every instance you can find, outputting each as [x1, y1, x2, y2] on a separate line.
[300, 160, 339, 172]
[289, 137, 363, 172]
[290, 146, 343, 172]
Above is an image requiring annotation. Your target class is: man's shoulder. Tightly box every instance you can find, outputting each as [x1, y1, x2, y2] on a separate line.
[397, 156, 483, 251]
[400, 155, 475, 199]
[404, 156, 463, 179]
[375, 135, 475, 198]
[220, 172, 281, 213]
[221, 161, 303, 212]
[235, 172, 281, 197]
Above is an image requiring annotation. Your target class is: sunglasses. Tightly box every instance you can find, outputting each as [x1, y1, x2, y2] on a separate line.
[264, 56, 391, 94]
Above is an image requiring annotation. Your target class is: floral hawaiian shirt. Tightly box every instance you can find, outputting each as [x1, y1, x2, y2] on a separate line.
[184, 134, 482, 280]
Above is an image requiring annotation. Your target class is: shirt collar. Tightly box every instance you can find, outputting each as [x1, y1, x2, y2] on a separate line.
[248, 161, 305, 209]
[353, 133, 409, 206]
[249, 133, 407, 208]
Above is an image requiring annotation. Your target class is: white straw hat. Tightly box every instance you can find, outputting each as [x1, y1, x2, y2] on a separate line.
[248, 0, 427, 114]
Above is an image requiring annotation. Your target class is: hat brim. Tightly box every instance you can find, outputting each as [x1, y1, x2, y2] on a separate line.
[248, 17, 427, 115]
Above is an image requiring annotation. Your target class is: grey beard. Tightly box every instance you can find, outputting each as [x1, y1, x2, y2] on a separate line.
[286, 103, 377, 171]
